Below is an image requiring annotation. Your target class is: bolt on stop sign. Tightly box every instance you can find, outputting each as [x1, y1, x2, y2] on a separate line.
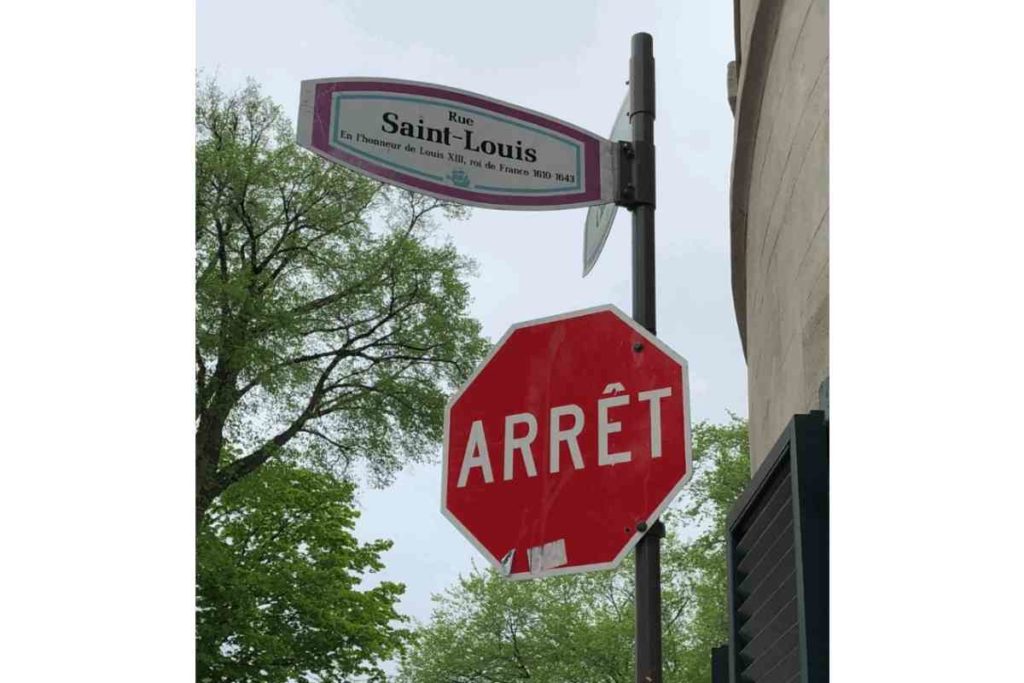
[442, 305, 691, 579]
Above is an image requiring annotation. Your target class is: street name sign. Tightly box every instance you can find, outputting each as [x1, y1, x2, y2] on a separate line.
[442, 305, 691, 579]
[583, 92, 631, 276]
[297, 78, 616, 210]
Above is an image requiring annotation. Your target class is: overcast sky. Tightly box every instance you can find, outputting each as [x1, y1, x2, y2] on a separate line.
[197, 0, 746, 635]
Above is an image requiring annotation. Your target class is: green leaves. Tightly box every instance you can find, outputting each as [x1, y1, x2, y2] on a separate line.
[196, 461, 408, 683]
[399, 417, 751, 683]
[399, 561, 636, 683]
[194, 77, 489, 681]
[195, 77, 489, 519]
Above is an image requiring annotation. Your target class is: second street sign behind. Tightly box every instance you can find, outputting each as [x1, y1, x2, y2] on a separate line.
[297, 78, 615, 210]
[583, 92, 631, 276]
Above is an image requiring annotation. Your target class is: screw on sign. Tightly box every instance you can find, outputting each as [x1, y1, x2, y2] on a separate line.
[442, 305, 691, 579]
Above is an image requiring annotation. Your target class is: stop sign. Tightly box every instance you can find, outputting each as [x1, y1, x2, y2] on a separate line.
[442, 305, 691, 579]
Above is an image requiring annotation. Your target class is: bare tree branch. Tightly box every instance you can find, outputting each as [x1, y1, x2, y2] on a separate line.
[196, 344, 208, 418]
[298, 426, 349, 453]
[506, 615, 531, 679]
[214, 349, 348, 492]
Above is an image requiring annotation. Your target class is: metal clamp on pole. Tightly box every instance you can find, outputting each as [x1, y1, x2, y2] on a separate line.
[615, 140, 656, 208]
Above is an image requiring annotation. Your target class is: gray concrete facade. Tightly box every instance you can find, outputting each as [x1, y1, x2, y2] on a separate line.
[729, 0, 829, 469]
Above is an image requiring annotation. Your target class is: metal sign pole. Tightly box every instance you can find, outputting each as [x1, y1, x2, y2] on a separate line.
[628, 32, 663, 683]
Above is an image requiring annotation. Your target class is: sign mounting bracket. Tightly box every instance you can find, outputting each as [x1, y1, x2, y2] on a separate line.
[614, 140, 656, 209]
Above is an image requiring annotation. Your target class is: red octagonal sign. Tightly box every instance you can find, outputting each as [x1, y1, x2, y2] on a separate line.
[442, 305, 691, 579]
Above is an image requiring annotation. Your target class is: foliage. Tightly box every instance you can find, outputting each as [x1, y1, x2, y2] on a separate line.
[661, 414, 751, 682]
[398, 416, 750, 683]
[194, 78, 489, 523]
[196, 459, 408, 683]
[398, 560, 636, 683]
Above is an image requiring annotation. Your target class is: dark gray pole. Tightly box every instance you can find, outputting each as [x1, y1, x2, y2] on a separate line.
[629, 32, 663, 683]
[630, 32, 655, 333]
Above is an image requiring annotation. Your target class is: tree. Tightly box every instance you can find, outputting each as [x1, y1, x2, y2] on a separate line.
[660, 416, 751, 682]
[197, 458, 407, 683]
[195, 79, 488, 524]
[398, 416, 750, 683]
[398, 560, 638, 683]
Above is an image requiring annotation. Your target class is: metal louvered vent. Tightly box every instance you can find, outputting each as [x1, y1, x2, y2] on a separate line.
[733, 457, 798, 682]
[726, 411, 828, 683]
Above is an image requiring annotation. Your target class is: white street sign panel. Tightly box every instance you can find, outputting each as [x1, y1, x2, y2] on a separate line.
[297, 78, 616, 211]
[583, 93, 631, 276]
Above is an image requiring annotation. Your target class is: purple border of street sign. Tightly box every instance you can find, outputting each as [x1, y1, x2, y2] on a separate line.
[307, 79, 604, 208]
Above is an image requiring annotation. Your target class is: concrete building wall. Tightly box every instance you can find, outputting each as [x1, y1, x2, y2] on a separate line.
[729, 0, 829, 469]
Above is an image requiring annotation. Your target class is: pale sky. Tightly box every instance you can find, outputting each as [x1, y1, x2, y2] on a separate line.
[197, 0, 746, 635]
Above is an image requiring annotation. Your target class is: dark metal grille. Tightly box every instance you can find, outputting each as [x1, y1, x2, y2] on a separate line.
[725, 411, 828, 683]
[732, 457, 799, 682]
